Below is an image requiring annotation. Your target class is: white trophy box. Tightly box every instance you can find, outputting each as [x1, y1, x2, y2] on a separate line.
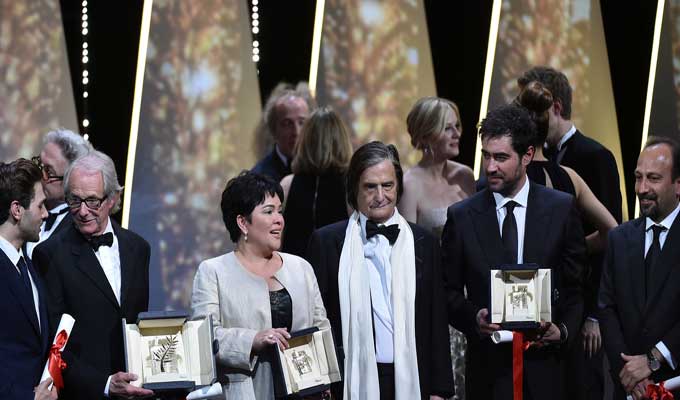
[490, 264, 552, 330]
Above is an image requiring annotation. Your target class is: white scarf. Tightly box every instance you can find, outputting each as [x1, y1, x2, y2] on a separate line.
[338, 210, 420, 399]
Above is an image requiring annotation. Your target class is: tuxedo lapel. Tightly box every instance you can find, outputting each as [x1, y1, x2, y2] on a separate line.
[115, 223, 133, 308]
[0, 252, 41, 336]
[646, 215, 680, 311]
[471, 190, 506, 268]
[626, 219, 647, 314]
[72, 239, 120, 309]
[523, 184, 551, 263]
[27, 257, 50, 351]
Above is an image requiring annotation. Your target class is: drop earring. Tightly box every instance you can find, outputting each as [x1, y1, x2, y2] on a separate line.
[244, 232, 248, 242]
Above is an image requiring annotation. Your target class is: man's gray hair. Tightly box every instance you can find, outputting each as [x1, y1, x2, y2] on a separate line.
[263, 82, 315, 133]
[64, 150, 124, 213]
[44, 129, 93, 164]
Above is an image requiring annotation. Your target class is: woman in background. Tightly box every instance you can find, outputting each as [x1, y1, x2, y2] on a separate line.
[191, 171, 330, 399]
[280, 106, 353, 257]
[399, 97, 474, 400]
[517, 81, 617, 254]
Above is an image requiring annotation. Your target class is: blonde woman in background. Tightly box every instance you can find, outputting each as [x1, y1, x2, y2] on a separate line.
[399, 97, 473, 400]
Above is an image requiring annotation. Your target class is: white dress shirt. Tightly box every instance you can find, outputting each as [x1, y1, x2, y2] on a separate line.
[0, 234, 41, 329]
[556, 124, 577, 152]
[25, 203, 69, 258]
[360, 211, 399, 363]
[645, 203, 680, 370]
[492, 177, 530, 264]
[94, 218, 121, 304]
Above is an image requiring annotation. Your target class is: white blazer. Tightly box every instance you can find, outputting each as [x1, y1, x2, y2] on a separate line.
[191, 251, 330, 400]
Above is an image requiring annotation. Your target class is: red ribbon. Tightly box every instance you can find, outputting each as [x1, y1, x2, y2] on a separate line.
[647, 381, 674, 400]
[48, 329, 68, 390]
[512, 332, 533, 400]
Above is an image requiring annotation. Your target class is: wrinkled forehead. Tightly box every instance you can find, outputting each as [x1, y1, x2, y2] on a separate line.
[276, 96, 308, 117]
[68, 168, 105, 195]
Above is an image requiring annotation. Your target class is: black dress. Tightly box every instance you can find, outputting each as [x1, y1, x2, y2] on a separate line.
[527, 160, 576, 196]
[282, 171, 348, 257]
[269, 288, 292, 331]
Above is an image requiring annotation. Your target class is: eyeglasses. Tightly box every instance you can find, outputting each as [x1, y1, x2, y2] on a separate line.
[31, 156, 64, 182]
[66, 195, 108, 210]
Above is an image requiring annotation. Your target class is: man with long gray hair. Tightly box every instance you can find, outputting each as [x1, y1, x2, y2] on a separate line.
[33, 150, 152, 400]
[26, 129, 92, 257]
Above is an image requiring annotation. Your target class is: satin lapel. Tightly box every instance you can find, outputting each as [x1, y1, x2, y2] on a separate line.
[471, 190, 506, 268]
[0, 252, 41, 336]
[646, 215, 680, 311]
[72, 240, 120, 309]
[412, 228, 424, 281]
[114, 223, 132, 308]
[523, 184, 551, 263]
[627, 219, 647, 314]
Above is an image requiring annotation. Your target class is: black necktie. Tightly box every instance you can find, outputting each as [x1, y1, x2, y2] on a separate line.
[366, 220, 400, 245]
[44, 207, 69, 231]
[645, 225, 666, 298]
[89, 232, 114, 250]
[17, 256, 33, 292]
[502, 201, 518, 263]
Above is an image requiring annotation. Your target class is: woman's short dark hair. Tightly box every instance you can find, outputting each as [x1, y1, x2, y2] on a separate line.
[221, 170, 284, 242]
[346, 141, 404, 210]
[0, 158, 42, 225]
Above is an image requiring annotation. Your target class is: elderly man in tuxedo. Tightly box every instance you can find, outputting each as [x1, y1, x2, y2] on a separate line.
[26, 129, 92, 258]
[442, 104, 586, 400]
[599, 136, 680, 399]
[33, 150, 152, 400]
[0, 158, 57, 400]
[306, 141, 453, 400]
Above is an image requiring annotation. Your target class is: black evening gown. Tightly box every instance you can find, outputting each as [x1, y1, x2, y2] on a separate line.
[527, 160, 576, 196]
[282, 171, 348, 257]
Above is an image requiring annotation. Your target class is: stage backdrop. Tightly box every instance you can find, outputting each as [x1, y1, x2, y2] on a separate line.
[124, 0, 261, 310]
[0, 0, 78, 161]
[312, 0, 437, 167]
[479, 0, 629, 220]
[648, 0, 680, 141]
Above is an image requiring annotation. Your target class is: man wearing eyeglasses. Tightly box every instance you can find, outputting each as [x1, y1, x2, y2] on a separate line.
[33, 151, 153, 400]
[25, 129, 91, 259]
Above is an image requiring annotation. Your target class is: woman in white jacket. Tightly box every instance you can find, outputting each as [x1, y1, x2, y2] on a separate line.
[191, 170, 330, 399]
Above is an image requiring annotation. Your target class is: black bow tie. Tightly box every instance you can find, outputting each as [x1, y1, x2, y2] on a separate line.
[366, 220, 400, 245]
[89, 232, 113, 250]
[44, 207, 69, 231]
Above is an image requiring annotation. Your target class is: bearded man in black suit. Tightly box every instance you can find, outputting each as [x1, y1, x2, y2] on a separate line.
[442, 104, 586, 400]
[306, 141, 453, 400]
[599, 137, 680, 400]
[33, 150, 153, 400]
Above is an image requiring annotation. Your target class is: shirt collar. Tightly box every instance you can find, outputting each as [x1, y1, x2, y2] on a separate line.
[645, 203, 680, 232]
[493, 176, 530, 211]
[359, 209, 400, 242]
[557, 124, 577, 151]
[49, 202, 69, 214]
[0, 234, 22, 265]
[275, 145, 289, 167]
[103, 217, 115, 236]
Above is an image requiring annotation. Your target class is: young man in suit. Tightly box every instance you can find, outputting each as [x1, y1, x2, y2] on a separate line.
[33, 150, 152, 400]
[599, 137, 680, 400]
[519, 66, 622, 400]
[252, 87, 310, 182]
[25, 129, 92, 258]
[306, 141, 454, 400]
[442, 104, 586, 400]
[0, 158, 54, 399]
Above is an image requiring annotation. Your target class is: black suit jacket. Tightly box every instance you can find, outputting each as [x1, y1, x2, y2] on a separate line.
[252, 148, 290, 183]
[599, 216, 680, 398]
[305, 219, 454, 399]
[441, 182, 586, 400]
[33, 221, 150, 400]
[558, 130, 623, 317]
[0, 249, 49, 399]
